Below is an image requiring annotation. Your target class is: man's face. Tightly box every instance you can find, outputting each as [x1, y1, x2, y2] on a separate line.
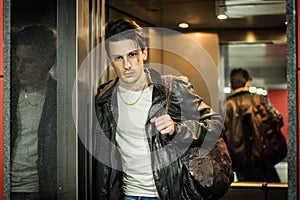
[13, 45, 50, 90]
[108, 39, 147, 87]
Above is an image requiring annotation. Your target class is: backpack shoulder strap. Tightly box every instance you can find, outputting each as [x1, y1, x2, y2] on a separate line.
[162, 75, 189, 112]
[162, 75, 173, 113]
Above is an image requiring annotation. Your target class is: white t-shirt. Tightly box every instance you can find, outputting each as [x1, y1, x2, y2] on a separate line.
[11, 88, 46, 192]
[116, 85, 159, 197]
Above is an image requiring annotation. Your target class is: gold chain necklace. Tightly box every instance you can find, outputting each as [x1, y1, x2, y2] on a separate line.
[24, 92, 46, 106]
[117, 83, 147, 106]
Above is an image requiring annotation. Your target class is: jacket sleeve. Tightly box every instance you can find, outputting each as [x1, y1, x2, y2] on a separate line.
[168, 77, 225, 148]
[168, 77, 233, 199]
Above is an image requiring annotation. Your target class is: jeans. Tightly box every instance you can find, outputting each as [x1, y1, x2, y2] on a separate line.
[124, 195, 159, 200]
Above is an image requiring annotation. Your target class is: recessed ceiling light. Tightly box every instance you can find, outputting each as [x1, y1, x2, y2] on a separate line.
[178, 23, 189, 28]
[217, 14, 228, 20]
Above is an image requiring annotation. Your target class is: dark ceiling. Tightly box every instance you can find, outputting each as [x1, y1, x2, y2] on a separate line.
[11, 0, 287, 88]
[106, 0, 287, 88]
[106, 0, 286, 31]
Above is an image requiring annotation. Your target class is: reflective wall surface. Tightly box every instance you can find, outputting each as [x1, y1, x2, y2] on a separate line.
[9, 0, 77, 199]
[3, 0, 298, 199]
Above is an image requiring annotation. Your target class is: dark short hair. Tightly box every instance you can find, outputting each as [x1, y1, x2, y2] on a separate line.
[230, 68, 252, 90]
[104, 18, 145, 57]
[13, 24, 56, 57]
[12, 24, 56, 68]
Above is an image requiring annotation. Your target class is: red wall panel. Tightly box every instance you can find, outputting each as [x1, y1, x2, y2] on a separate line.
[267, 89, 288, 141]
[0, 0, 3, 76]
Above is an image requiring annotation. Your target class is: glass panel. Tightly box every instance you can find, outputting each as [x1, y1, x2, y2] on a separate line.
[220, 43, 288, 183]
[76, 0, 105, 199]
[10, 0, 77, 199]
[56, 0, 77, 198]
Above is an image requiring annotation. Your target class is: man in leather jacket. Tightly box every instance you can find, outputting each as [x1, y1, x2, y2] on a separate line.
[224, 68, 282, 182]
[10, 24, 57, 200]
[94, 18, 232, 200]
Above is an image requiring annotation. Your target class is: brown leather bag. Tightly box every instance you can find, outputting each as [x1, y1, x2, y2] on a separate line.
[163, 75, 233, 200]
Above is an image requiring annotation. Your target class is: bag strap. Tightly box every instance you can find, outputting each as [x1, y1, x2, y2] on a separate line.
[162, 75, 173, 113]
[162, 75, 189, 112]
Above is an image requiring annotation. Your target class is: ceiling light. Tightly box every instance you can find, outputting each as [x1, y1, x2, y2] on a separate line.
[249, 87, 257, 93]
[223, 87, 231, 94]
[215, 0, 286, 19]
[217, 14, 228, 20]
[178, 23, 189, 28]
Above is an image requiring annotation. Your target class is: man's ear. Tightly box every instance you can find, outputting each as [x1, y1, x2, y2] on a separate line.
[142, 47, 148, 61]
[245, 80, 251, 89]
[46, 53, 56, 71]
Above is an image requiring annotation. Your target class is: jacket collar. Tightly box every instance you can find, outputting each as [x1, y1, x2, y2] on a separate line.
[231, 90, 250, 97]
[96, 67, 166, 104]
[95, 78, 118, 104]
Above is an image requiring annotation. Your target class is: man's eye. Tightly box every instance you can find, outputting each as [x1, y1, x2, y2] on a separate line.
[128, 52, 137, 58]
[114, 56, 123, 61]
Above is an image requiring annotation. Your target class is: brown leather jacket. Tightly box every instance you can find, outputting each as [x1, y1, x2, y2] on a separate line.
[225, 91, 285, 172]
[94, 68, 233, 200]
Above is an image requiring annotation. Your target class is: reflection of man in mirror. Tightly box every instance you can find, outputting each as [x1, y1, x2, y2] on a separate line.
[225, 68, 283, 182]
[10, 24, 57, 200]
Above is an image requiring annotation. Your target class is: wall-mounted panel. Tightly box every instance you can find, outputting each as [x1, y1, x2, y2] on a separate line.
[148, 30, 221, 111]
[268, 89, 288, 140]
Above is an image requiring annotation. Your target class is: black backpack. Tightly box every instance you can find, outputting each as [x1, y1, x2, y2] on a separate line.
[226, 93, 287, 171]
